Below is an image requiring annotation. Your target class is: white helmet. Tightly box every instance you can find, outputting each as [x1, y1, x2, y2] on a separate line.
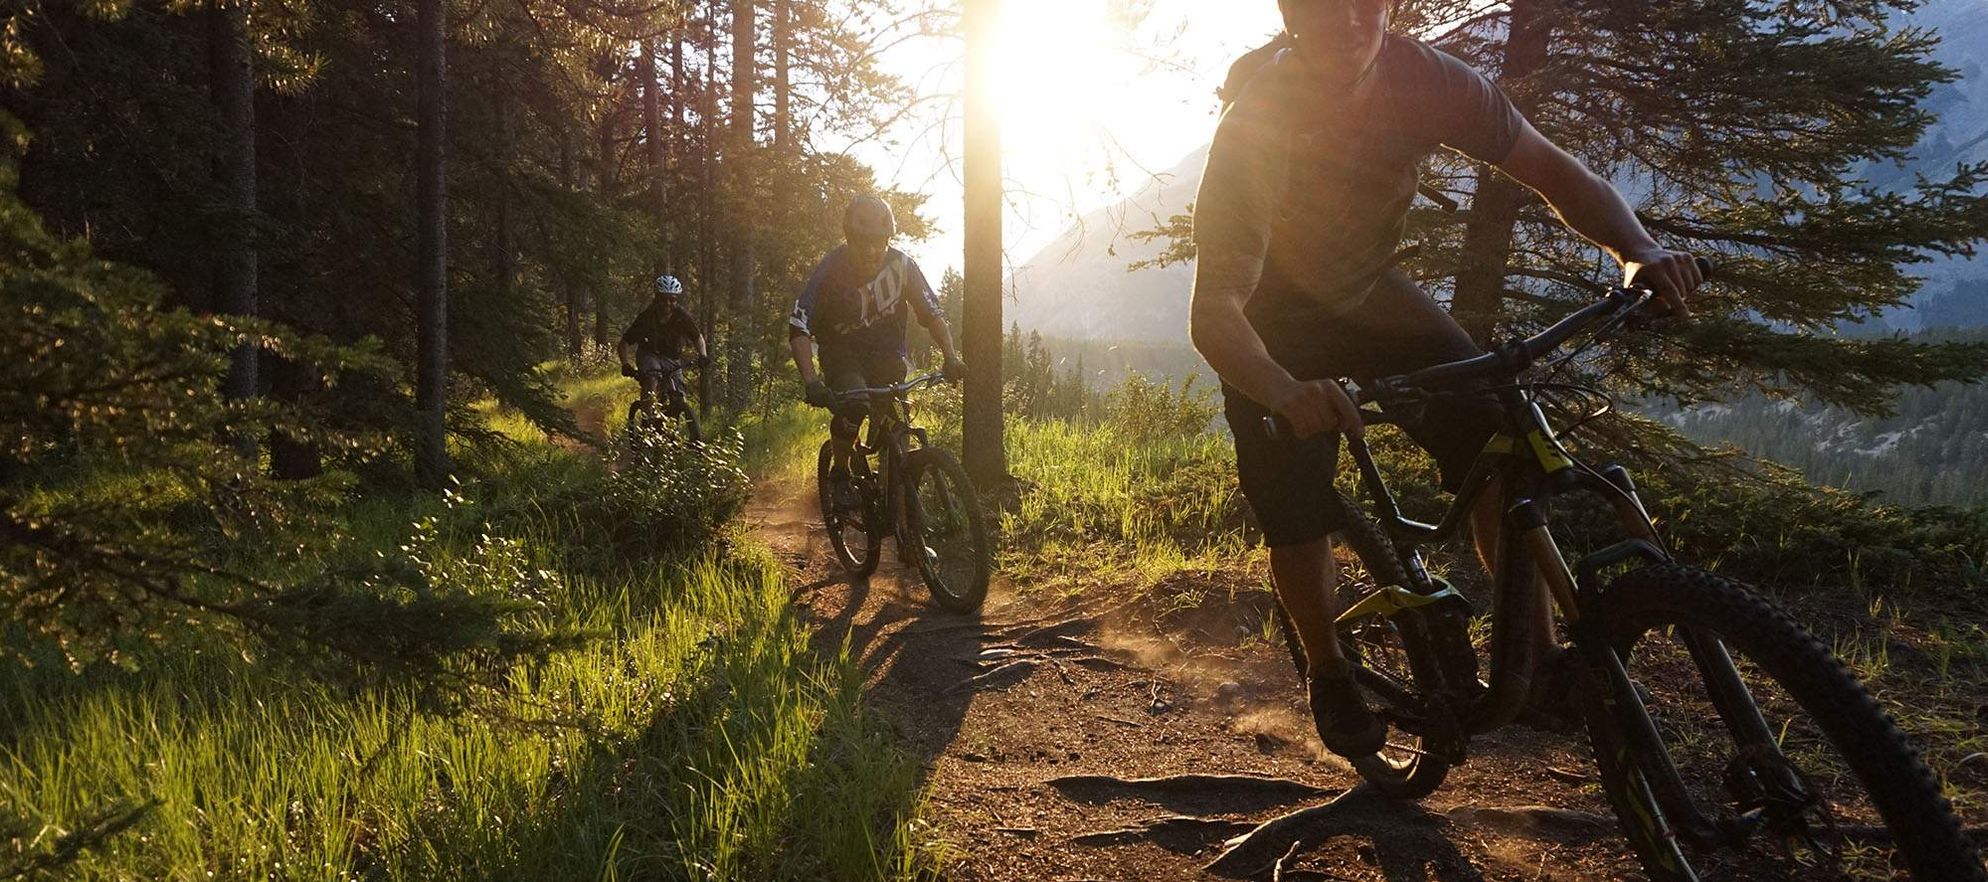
[654, 275, 684, 297]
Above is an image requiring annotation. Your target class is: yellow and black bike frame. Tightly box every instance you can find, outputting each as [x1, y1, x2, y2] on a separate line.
[1336, 382, 1786, 857]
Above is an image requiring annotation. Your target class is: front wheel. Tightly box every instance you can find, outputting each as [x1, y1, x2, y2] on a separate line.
[902, 448, 991, 612]
[1586, 563, 1982, 881]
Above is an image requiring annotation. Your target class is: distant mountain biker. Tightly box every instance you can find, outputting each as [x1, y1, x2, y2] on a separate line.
[619, 274, 709, 422]
[1188, 0, 1705, 759]
[789, 195, 966, 512]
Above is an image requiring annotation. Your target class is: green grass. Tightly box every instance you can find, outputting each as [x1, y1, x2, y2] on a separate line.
[999, 416, 1258, 598]
[1, 372, 942, 881]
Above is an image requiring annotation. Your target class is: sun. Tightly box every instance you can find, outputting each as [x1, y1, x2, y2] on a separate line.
[992, 0, 1122, 160]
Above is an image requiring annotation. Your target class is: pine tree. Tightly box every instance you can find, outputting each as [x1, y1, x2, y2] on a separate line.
[1408, 0, 1988, 413]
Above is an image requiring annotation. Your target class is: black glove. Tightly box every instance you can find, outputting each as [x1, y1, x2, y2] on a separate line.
[697, 353, 713, 369]
[804, 379, 836, 409]
[942, 357, 968, 383]
[620, 363, 637, 378]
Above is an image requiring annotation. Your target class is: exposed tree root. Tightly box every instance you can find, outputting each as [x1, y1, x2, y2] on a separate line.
[1003, 615, 1104, 647]
[941, 658, 1042, 695]
[1201, 786, 1472, 878]
[1047, 773, 1336, 816]
[1068, 815, 1258, 852]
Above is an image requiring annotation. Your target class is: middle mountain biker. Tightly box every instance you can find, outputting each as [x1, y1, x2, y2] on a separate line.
[1188, 0, 1706, 760]
[619, 274, 709, 414]
[788, 195, 967, 513]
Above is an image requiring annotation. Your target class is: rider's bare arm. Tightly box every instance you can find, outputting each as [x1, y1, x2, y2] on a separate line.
[789, 334, 820, 386]
[617, 341, 637, 368]
[1495, 122, 1704, 316]
[921, 312, 962, 366]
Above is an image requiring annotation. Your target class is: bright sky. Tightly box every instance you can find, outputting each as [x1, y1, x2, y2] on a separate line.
[839, 0, 1285, 279]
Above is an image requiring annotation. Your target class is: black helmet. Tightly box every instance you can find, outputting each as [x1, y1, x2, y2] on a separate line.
[843, 195, 896, 242]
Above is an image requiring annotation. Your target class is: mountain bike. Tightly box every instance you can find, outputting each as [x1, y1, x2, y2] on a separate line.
[1266, 266, 1983, 880]
[817, 372, 991, 612]
[623, 357, 701, 445]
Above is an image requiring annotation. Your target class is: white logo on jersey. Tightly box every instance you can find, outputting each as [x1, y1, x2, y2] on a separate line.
[856, 259, 906, 328]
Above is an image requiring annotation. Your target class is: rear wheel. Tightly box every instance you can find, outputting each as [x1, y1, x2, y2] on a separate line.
[817, 440, 881, 577]
[1587, 563, 1983, 881]
[903, 447, 991, 612]
[1273, 490, 1459, 799]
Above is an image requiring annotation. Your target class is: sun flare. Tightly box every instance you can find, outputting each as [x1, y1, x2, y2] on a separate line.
[992, 0, 1123, 161]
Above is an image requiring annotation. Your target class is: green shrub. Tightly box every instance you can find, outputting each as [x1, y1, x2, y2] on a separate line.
[586, 429, 752, 563]
[1103, 372, 1218, 442]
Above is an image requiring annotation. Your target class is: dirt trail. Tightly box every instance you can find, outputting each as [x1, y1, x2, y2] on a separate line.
[747, 476, 1665, 882]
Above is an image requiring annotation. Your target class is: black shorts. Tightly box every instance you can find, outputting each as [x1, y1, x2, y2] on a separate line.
[820, 347, 908, 438]
[1224, 270, 1501, 548]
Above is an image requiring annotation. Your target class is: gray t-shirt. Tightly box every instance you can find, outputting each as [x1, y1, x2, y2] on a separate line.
[1193, 35, 1523, 355]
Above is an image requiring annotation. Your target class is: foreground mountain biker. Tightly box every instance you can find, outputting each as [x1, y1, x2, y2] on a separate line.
[619, 275, 709, 435]
[789, 196, 966, 513]
[1188, 0, 1705, 759]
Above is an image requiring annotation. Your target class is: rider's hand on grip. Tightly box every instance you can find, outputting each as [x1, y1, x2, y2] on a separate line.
[804, 379, 836, 409]
[697, 353, 712, 369]
[942, 357, 968, 384]
[620, 363, 637, 378]
[1270, 379, 1364, 441]
[1625, 254, 1715, 321]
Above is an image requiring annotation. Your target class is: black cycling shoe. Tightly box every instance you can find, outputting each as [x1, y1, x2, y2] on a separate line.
[1308, 657, 1387, 759]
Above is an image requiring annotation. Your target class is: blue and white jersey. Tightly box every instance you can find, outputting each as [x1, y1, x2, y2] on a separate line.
[788, 245, 943, 357]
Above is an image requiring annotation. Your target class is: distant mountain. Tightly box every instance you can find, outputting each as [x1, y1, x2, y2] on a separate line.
[1008, 146, 1202, 345]
[1656, 330, 1988, 508]
[1008, 1, 1988, 341]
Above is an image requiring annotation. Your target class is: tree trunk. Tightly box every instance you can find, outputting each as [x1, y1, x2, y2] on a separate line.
[961, 0, 1006, 487]
[671, 32, 686, 136]
[698, 5, 718, 416]
[641, 39, 669, 269]
[594, 107, 617, 347]
[773, 0, 792, 150]
[1449, 0, 1551, 346]
[208, 0, 257, 402]
[728, 0, 759, 412]
[414, 0, 449, 487]
[558, 129, 583, 357]
[493, 75, 515, 303]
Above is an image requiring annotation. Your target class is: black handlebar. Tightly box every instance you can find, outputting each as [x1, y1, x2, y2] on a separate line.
[1261, 257, 1714, 441]
[833, 372, 950, 404]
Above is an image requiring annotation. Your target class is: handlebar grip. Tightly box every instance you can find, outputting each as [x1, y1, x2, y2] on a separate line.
[1259, 408, 1389, 441]
[1695, 256, 1716, 280]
